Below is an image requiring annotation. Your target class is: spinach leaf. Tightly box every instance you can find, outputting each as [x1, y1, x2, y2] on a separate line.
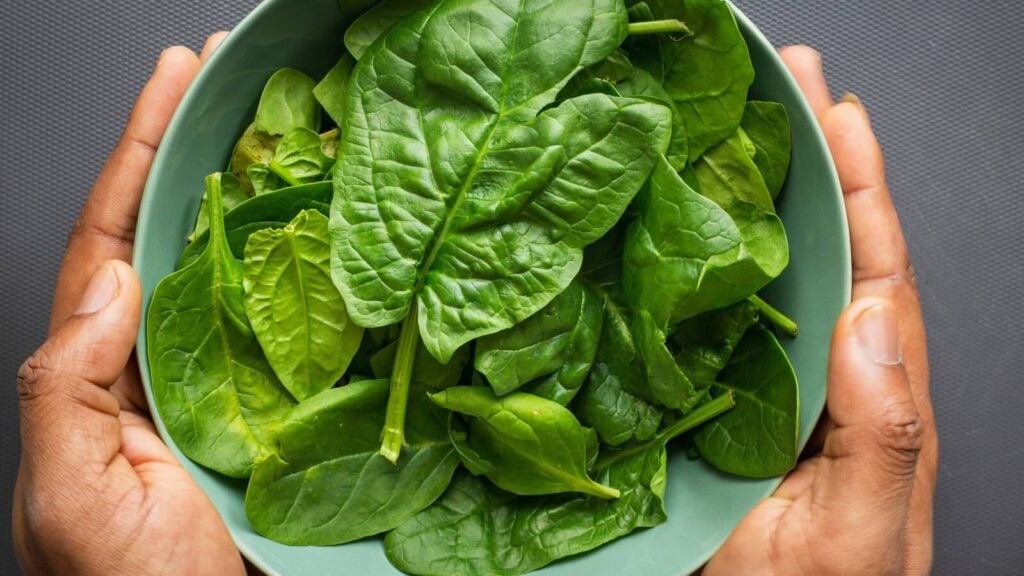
[331, 0, 672, 461]
[385, 443, 668, 576]
[254, 68, 321, 136]
[576, 292, 663, 446]
[694, 326, 799, 477]
[430, 387, 618, 499]
[671, 299, 758, 390]
[246, 163, 286, 196]
[632, 308, 699, 410]
[624, 144, 787, 325]
[245, 378, 460, 545]
[242, 210, 363, 401]
[266, 127, 335, 186]
[741, 100, 792, 200]
[180, 181, 332, 268]
[475, 280, 603, 405]
[147, 173, 294, 478]
[626, 0, 754, 161]
[557, 48, 634, 101]
[343, 0, 434, 60]
[313, 53, 356, 126]
[229, 123, 279, 194]
[616, 68, 689, 170]
[189, 172, 247, 242]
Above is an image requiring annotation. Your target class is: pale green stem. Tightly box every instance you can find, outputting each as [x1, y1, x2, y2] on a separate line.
[627, 19, 693, 36]
[749, 294, 799, 338]
[595, 392, 736, 471]
[380, 306, 420, 463]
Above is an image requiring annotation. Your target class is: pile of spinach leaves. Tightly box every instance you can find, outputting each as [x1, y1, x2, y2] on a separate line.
[146, 0, 801, 573]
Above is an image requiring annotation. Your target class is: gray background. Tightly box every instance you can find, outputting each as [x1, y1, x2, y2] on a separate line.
[0, 0, 1020, 574]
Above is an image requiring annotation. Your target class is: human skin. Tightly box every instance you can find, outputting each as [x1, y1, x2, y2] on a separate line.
[12, 35, 935, 575]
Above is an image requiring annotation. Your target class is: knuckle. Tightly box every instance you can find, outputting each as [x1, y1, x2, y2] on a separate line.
[16, 351, 58, 404]
[874, 402, 924, 469]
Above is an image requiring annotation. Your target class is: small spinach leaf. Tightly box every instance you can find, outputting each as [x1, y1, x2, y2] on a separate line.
[616, 68, 689, 170]
[254, 68, 321, 137]
[242, 210, 363, 401]
[229, 123, 279, 194]
[246, 163, 286, 196]
[313, 53, 356, 126]
[741, 100, 792, 200]
[475, 280, 603, 405]
[671, 299, 758, 390]
[180, 181, 332, 268]
[694, 326, 799, 477]
[385, 443, 668, 576]
[430, 387, 618, 499]
[632, 308, 699, 410]
[245, 378, 460, 544]
[267, 127, 335, 186]
[147, 174, 294, 478]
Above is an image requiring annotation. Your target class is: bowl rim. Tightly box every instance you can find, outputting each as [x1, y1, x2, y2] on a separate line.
[133, 1, 851, 574]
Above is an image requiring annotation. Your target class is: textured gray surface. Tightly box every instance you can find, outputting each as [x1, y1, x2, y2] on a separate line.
[0, 0, 1021, 574]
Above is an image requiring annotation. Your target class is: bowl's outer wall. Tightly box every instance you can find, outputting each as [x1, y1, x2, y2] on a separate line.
[133, 1, 850, 574]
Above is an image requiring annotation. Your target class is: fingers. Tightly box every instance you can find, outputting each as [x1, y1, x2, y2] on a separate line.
[19, 261, 142, 475]
[812, 297, 921, 572]
[779, 45, 832, 118]
[51, 46, 200, 332]
[200, 31, 230, 64]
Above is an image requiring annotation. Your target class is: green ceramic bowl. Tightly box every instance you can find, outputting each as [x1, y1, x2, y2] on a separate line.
[133, 1, 850, 574]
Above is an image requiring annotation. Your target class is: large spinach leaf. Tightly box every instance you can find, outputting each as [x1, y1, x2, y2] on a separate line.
[741, 100, 792, 200]
[475, 280, 603, 404]
[245, 378, 460, 544]
[431, 387, 618, 499]
[626, 0, 754, 162]
[694, 326, 799, 477]
[343, 0, 434, 60]
[385, 442, 668, 576]
[242, 210, 363, 401]
[181, 181, 331, 268]
[331, 0, 672, 460]
[147, 174, 294, 478]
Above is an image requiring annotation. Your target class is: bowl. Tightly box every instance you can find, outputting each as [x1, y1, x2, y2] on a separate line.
[133, 1, 850, 574]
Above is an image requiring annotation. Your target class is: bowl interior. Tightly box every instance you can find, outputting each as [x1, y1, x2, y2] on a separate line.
[133, 1, 849, 574]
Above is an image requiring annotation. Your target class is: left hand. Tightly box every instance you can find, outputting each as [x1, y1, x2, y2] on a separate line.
[13, 34, 247, 575]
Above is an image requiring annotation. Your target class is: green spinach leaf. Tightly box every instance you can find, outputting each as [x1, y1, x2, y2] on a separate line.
[245, 378, 460, 544]
[180, 181, 332, 268]
[189, 172, 248, 242]
[242, 210, 363, 401]
[313, 53, 356, 126]
[229, 123, 279, 194]
[331, 0, 671, 460]
[672, 299, 758, 390]
[385, 443, 668, 576]
[266, 127, 336, 186]
[147, 173, 294, 478]
[475, 280, 603, 405]
[627, 0, 754, 161]
[694, 326, 799, 477]
[344, 0, 434, 60]
[430, 387, 618, 499]
[741, 100, 792, 200]
[254, 68, 321, 136]
[616, 68, 689, 170]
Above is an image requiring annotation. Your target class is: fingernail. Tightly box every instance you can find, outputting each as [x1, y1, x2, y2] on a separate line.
[855, 303, 902, 366]
[75, 263, 119, 316]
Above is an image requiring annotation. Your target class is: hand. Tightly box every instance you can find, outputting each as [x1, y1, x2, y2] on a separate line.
[12, 34, 247, 575]
[704, 46, 938, 576]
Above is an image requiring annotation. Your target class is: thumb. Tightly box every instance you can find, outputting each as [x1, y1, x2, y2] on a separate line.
[18, 260, 141, 476]
[816, 297, 923, 564]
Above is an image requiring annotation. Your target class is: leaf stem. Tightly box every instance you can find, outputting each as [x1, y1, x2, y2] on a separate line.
[594, 392, 736, 471]
[380, 306, 420, 463]
[268, 161, 303, 187]
[748, 295, 798, 338]
[627, 19, 693, 37]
